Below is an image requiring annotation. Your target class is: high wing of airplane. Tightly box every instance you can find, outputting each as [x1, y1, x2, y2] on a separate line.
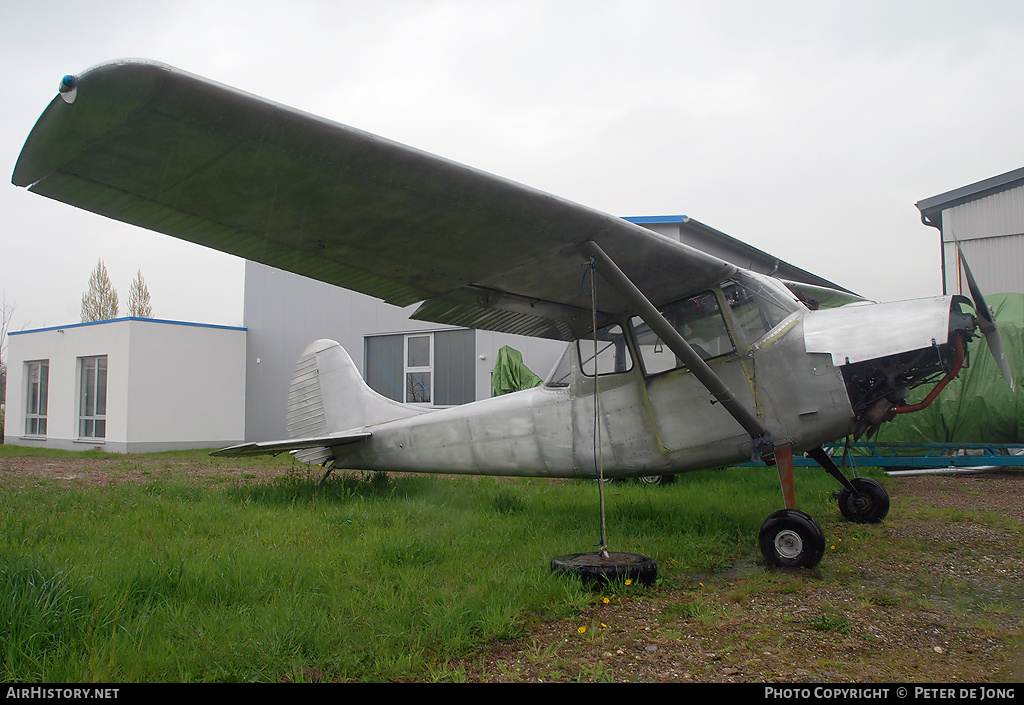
[13, 59, 1014, 570]
[13, 59, 734, 341]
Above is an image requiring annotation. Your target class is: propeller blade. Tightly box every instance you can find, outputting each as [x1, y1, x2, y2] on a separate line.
[958, 247, 1015, 391]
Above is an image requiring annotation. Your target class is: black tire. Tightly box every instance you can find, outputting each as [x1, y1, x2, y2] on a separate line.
[759, 509, 825, 569]
[838, 477, 890, 523]
[639, 474, 676, 485]
[551, 551, 657, 587]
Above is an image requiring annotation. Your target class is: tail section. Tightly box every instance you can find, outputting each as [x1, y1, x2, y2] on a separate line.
[213, 340, 426, 462]
[286, 339, 425, 464]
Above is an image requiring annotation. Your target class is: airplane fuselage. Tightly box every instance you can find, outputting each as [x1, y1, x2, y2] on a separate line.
[319, 273, 861, 479]
[329, 328, 849, 479]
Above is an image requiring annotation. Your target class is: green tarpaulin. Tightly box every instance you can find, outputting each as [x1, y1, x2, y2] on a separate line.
[872, 293, 1024, 444]
[491, 345, 543, 396]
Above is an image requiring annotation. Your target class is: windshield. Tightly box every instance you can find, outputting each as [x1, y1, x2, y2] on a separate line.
[722, 271, 803, 343]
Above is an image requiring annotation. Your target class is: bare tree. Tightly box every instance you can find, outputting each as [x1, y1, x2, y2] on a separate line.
[1, 294, 15, 441]
[0, 294, 14, 364]
[81, 259, 119, 322]
[127, 270, 153, 318]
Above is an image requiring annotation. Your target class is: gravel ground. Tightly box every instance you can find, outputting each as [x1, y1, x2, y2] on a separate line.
[451, 473, 1024, 683]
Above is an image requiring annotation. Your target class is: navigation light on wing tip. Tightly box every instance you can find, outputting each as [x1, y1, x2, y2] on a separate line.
[58, 75, 77, 104]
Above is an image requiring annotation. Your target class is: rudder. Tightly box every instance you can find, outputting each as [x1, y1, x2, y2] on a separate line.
[286, 339, 425, 464]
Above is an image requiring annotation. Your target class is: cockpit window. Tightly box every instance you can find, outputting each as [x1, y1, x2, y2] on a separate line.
[722, 271, 802, 343]
[578, 323, 633, 377]
[545, 344, 573, 388]
[630, 291, 735, 376]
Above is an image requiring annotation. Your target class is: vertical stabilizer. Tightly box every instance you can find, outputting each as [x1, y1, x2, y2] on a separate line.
[286, 339, 426, 464]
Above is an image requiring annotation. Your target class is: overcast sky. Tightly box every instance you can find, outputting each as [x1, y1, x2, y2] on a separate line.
[3, 0, 1024, 334]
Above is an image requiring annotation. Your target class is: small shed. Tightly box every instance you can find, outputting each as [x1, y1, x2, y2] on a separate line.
[3, 318, 246, 452]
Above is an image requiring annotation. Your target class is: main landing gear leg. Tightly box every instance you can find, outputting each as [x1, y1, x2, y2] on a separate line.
[774, 443, 796, 509]
[759, 444, 826, 569]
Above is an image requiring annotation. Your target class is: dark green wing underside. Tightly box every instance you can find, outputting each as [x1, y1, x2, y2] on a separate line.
[14, 59, 737, 340]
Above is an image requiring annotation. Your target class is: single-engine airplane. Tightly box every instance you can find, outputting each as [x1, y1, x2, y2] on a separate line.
[13, 59, 1015, 569]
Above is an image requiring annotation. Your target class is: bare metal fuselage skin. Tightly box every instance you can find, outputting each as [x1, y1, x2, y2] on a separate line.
[330, 325, 846, 479]
[313, 279, 891, 479]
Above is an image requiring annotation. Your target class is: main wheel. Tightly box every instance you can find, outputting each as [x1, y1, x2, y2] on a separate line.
[639, 474, 675, 485]
[838, 477, 890, 523]
[759, 509, 825, 569]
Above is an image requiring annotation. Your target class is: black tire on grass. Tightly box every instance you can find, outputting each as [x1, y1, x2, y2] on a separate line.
[551, 551, 657, 586]
[758, 508, 825, 569]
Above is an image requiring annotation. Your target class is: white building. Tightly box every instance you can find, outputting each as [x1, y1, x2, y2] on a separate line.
[4, 318, 246, 452]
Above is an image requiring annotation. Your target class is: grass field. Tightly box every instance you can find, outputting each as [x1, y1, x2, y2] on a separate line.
[0, 446, 871, 682]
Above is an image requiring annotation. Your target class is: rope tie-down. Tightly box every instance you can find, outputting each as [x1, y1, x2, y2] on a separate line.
[550, 252, 657, 588]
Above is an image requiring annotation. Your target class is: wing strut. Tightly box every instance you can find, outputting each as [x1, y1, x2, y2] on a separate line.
[579, 241, 773, 460]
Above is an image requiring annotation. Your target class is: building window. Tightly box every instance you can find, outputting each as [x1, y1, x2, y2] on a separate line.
[24, 360, 49, 436]
[78, 355, 107, 439]
[404, 334, 432, 403]
[365, 330, 475, 405]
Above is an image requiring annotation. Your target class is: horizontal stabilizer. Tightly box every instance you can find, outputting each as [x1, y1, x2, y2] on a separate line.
[211, 431, 371, 458]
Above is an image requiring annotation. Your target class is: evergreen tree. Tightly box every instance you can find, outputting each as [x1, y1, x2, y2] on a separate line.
[127, 270, 153, 318]
[80, 259, 119, 322]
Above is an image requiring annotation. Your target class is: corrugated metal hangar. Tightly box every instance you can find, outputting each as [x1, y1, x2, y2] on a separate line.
[917, 166, 1024, 297]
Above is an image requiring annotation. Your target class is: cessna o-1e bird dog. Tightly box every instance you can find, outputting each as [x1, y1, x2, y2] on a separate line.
[14, 60, 1015, 570]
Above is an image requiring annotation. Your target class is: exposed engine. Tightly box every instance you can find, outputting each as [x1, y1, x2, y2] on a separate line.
[840, 296, 978, 439]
